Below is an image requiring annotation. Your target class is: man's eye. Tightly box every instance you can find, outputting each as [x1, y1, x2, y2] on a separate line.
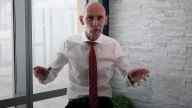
[97, 16, 103, 20]
[87, 16, 94, 20]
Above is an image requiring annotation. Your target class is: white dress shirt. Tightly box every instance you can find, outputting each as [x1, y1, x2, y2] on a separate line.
[40, 32, 130, 99]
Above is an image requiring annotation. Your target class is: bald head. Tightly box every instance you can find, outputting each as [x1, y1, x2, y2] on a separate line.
[85, 2, 106, 16]
[79, 2, 107, 41]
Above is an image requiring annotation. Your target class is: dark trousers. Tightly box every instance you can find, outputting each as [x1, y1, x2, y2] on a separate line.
[65, 96, 113, 108]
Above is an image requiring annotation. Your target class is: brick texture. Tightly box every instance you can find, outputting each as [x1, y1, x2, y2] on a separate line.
[109, 0, 192, 108]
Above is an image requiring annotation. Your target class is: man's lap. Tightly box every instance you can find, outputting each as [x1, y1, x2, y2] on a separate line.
[65, 96, 113, 108]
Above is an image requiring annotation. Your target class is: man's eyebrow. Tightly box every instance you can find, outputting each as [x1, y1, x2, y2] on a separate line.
[98, 15, 103, 17]
[87, 15, 103, 19]
[87, 13, 104, 16]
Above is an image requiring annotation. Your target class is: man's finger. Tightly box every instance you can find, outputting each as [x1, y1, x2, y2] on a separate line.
[143, 77, 147, 81]
[33, 67, 38, 71]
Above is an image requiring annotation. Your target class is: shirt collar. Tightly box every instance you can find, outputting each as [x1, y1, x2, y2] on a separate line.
[81, 32, 103, 44]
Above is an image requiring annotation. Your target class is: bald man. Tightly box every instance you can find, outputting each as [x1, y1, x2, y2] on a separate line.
[33, 2, 149, 108]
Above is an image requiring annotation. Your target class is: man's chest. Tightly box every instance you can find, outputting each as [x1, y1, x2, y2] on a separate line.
[66, 43, 116, 65]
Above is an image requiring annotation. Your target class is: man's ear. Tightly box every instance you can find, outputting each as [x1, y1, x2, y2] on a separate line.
[79, 16, 84, 25]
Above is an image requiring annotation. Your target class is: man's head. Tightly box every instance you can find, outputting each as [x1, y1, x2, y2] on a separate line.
[79, 2, 107, 41]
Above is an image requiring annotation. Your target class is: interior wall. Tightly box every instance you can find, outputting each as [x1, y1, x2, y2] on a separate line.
[109, 0, 192, 108]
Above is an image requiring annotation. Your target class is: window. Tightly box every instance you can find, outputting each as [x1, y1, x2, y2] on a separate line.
[32, 0, 82, 92]
[0, 0, 14, 100]
[32, 0, 85, 107]
[0, 0, 87, 107]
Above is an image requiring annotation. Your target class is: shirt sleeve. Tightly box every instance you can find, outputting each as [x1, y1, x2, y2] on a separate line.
[113, 41, 130, 78]
[40, 41, 69, 84]
[112, 40, 134, 87]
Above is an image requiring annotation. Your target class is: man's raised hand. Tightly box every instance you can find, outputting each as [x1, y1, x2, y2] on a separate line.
[128, 68, 150, 86]
[33, 66, 49, 81]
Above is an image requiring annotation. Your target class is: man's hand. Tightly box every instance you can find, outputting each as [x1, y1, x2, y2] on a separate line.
[33, 66, 49, 81]
[128, 68, 150, 86]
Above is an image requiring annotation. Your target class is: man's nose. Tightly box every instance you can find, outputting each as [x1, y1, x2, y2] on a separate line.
[93, 18, 99, 26]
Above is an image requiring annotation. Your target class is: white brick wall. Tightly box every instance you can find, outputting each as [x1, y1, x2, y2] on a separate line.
[109, 0, 192, 108]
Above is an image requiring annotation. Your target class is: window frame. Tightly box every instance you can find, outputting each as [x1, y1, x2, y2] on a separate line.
[0, 0, 88, 107]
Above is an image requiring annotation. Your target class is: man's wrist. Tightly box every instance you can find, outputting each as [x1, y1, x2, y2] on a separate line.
[43, 67, 51, 80]
[47, 67, 52, 72]
[127, 74, 134, 85]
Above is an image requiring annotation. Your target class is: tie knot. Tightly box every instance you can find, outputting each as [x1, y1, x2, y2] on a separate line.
[86, 41, 97, 46]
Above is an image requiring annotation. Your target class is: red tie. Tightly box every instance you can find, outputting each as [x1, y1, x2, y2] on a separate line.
[87, 41, 98, 108]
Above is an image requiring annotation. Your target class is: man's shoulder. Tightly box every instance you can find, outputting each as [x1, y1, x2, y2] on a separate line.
[60, 34, 82, 50]
[102, 34, 120, 44]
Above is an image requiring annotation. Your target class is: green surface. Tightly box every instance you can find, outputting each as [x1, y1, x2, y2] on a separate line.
[112, 96, 135, 108]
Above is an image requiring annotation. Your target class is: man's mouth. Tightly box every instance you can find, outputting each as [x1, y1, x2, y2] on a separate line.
[93, 29, 101, 33]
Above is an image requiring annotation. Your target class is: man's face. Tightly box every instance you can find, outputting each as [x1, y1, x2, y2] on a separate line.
[80, 3, 107, 41]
